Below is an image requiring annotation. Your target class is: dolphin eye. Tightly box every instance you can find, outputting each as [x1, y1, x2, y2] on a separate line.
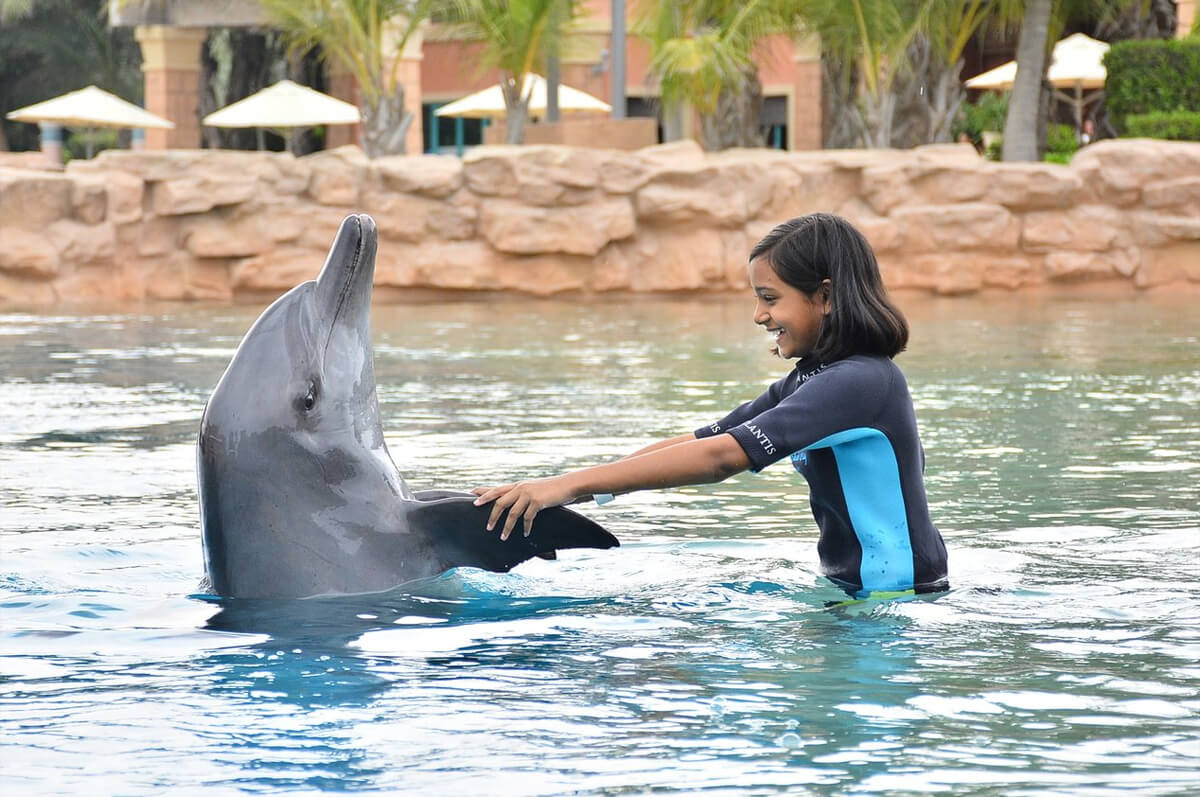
[302, 381, 318, 412]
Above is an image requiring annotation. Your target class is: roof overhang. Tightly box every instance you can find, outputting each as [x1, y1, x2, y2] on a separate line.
[108, 0, 268, 27]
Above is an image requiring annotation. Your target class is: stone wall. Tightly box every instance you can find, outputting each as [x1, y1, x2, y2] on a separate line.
[2, 139, 1199, 305]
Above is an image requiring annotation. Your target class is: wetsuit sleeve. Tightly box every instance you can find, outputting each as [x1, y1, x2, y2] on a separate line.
[725, 359, 891, 471]
[694, 372, 794, 439]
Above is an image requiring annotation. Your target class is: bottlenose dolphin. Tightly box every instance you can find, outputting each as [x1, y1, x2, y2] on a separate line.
[197, 213, 618, 599]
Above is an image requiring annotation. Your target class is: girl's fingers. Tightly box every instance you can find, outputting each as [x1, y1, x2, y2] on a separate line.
[473, 483, 513, 507]
[523, 505, 538, 537]
[499, 495, 531, 541]
[485, 490, 516, 531]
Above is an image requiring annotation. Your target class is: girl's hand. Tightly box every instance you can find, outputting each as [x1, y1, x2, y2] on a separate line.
[471, 476, 579, 541]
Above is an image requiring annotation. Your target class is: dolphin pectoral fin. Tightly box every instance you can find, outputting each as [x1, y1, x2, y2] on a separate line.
[404, 495, 619, 574]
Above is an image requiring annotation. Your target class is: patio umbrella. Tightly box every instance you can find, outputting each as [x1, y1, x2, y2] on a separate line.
[434, 73, 611, 120]
[202, 79, 361, 151]
[965, 33, 1110, 130]
[6, 85, 174, 157]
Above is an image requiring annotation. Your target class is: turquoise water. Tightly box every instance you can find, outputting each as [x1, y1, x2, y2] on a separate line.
[1, 294, 1198, 795]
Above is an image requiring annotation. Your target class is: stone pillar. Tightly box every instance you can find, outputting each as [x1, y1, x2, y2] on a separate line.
[1179, 1, 1196, 37]
[792, 34, 823, 151]
[39, 123, 63, 167]
[134, 26, 207, 150]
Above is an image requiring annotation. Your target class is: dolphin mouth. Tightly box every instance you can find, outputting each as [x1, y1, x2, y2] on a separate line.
[314, 214, 378, 356]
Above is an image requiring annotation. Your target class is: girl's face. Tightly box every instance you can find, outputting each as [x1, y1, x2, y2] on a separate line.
[748, 256, 829, 360]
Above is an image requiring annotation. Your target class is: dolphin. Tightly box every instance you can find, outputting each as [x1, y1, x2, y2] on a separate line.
[197, 213, 618, 599]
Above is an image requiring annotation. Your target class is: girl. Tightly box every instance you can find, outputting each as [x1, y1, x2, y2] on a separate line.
[473, 213, 948, 597]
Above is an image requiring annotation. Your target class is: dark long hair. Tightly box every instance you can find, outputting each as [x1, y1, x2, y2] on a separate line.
[749, 213, 908, 363]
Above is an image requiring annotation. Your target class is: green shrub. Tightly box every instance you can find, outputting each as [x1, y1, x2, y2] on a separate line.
[953, 91, 1009, 145]
[1045, 123, 1078, 153]
[1104, 39, 1200, 132]
[63, 128, 121, 162]
[1124, 110, 1200, 141]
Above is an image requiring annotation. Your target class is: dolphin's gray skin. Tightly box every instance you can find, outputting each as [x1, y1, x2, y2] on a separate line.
[197, 213, 618, 599]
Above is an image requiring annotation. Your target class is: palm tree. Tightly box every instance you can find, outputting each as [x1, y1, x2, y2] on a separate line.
[914, 0, 1021, 144]
[258, 0, 435, 157]
[804, 0, 931, 149]
[1001, 0, 1142, 161]
[1001, 0, 1052, 160]
[441, 0, 579, 145]
[634, 0, 799, 150]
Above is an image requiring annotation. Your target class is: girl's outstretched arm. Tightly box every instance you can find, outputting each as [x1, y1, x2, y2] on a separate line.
[622, 432, 697, 458]
[472, 434, 751, 540]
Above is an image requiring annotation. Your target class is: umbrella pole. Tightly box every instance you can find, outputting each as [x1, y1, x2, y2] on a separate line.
[257, 128, 265, 151]
[87, 127, 95, 158]
[1074, 83, 1083, 133]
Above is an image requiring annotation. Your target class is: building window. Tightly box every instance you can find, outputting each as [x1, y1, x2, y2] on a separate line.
[422, 103, 484, 155]
[762, 96, 789, 150]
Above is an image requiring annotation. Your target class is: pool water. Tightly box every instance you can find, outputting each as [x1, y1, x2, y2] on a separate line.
[2, 294, 1198, 795]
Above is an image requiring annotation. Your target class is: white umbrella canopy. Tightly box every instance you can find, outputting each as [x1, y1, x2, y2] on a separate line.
[6, 85, 174, 129]
[965, 33, 1110, 91]
[434, 73, 611, 119]
[202, 80, 361, 128]
[965, 33, 1110, 130]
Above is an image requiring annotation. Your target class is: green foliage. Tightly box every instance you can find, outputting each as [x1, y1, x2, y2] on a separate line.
[63, 127, 120, 162]
[445, 0, 579, 81]
[952, 91, 1008, 143]
[1041, 122, 1077, 164]
[0, 0, 141, 151]
[1045, 122, 1077, 153]
[1103, 38, 1200, 133]
[633, 0, 795, 116]
[1124, 110, 1200, 141]
[258, 0, 432, 104]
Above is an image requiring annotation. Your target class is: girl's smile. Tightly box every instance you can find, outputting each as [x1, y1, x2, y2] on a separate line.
[748, 256, 829, 359]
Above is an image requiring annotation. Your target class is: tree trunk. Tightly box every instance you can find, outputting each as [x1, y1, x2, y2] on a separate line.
[501, 75, 531, 145]
[661, 99, 684, 142]
[698, 66, 763, 151]
[1003, 0, 1052, 162]
[856, 88, 897, 149]
[821, 56, 862, 149]
[361, 87, 412, 157]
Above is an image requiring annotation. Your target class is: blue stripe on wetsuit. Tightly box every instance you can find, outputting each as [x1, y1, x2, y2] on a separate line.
[794, 428, 914, 592]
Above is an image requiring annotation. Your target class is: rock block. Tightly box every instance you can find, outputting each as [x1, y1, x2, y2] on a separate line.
[479, 197, 635, 256]
[153, 176, 257, 215]
[104, 172, 145, 225]
[1138, 242, 1200, 287]
[0, 228, 60, 278]
[635, 159, 773, 227]
[49, 220, 116, 266]
[892, 203, 1020, 253]
[72, 177, 109, 224]
[0, 168, 73, 227]
[1142, 176, 1200, 210]
[374, 154, 464, 198]
[232, 246, 323, 293]
[1022, 205, 1132, 252]
[184, 213, 270, 258]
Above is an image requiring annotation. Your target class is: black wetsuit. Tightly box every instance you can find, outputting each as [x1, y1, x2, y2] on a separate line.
[696, 355, 948, 595]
